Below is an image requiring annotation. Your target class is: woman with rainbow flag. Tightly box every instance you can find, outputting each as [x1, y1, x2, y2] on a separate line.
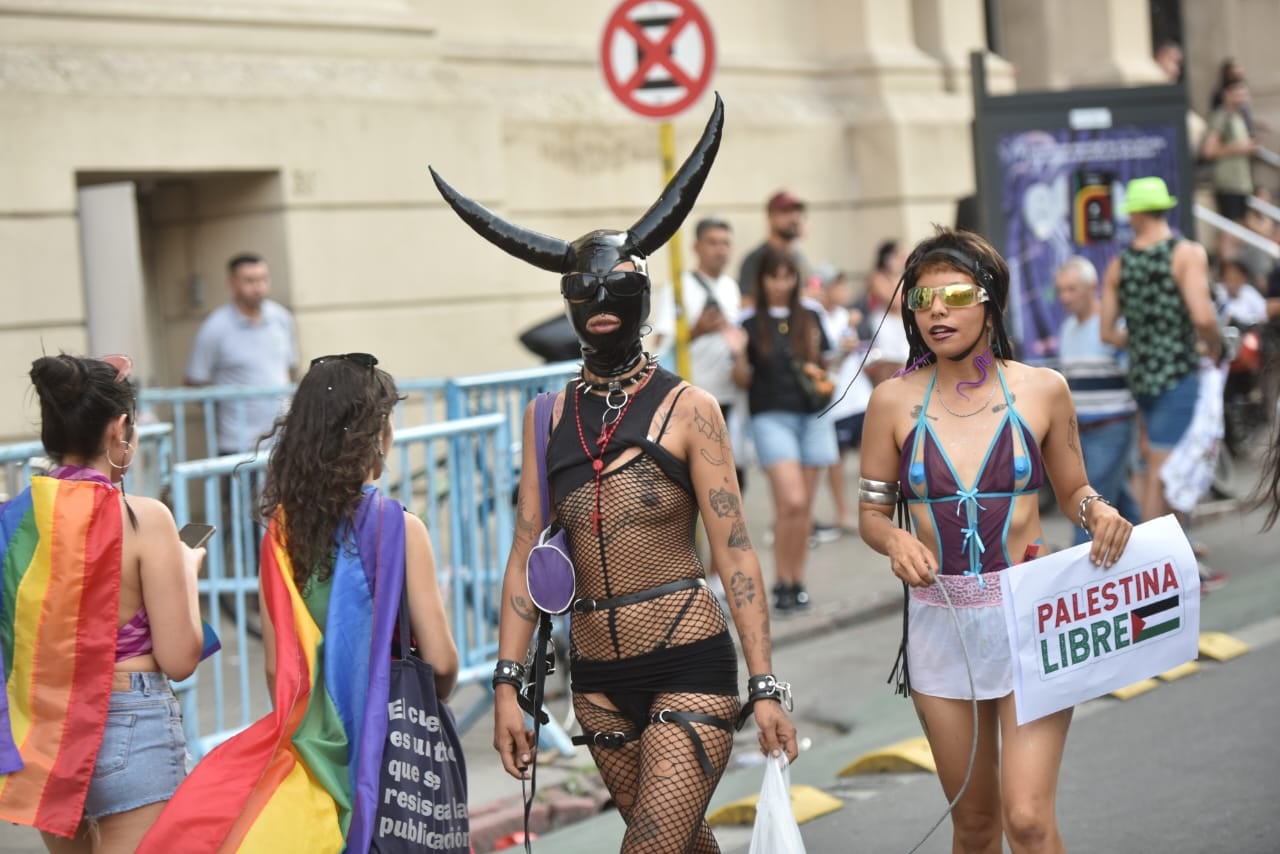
[137, 352, 461, 853]
[0, 353, 206, 851]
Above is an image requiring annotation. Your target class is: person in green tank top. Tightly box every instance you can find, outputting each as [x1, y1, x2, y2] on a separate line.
[1100, 177, 1224, 524]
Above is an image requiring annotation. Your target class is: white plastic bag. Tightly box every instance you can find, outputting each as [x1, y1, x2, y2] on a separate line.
[748, 754, 806, 854]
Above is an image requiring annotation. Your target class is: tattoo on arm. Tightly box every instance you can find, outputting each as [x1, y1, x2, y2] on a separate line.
[708, 487, 741, 518]
[700, 448, 727, 467]
[514, 493, 539, 542]
[1067, 416, 1081, 456]
[728, 518, 752, 550]
[729, 571, 756, 607]
[909, 404, 937, 422]
[992, 393, 1017, 414]
[510, 594, 538, 624]
[694, 407, 725, 444]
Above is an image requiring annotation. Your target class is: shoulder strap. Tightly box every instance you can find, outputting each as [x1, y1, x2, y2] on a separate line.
[689, 270, 714, 295]
[533, 392, 556, 528]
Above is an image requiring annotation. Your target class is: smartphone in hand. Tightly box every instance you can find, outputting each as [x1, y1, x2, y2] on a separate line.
[178, 523, 216, 549]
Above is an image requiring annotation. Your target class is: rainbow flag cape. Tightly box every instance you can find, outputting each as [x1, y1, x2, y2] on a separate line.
[140, 490, 405, 854]
[0, 476, 122, 837]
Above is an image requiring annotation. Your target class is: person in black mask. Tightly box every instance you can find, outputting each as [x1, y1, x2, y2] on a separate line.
[432, 94, 797, 854]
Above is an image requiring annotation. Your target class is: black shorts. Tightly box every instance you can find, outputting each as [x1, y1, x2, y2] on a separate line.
[1215, 191, 1249, 222]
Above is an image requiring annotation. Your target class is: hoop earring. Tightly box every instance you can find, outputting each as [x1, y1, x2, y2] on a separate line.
[108, 440, 131, 470]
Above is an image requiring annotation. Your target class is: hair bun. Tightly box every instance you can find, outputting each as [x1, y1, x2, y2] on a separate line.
[30, 355, 87, 406]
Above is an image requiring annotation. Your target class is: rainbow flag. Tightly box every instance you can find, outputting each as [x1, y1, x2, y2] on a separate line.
[140, 490, 405, 854]
[0, 476, 122, 837]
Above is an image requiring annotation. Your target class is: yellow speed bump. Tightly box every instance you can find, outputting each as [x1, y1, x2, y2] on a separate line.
[706, 785, 842, 827]
[1109, 678, 1160, 700]
[1198, 632, 1249, 662]
[1157, 661, 1201, 681]
[837, 736, 935, 777]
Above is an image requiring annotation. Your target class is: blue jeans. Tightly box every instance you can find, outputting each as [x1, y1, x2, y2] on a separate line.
[1073, 415, 1142, 546]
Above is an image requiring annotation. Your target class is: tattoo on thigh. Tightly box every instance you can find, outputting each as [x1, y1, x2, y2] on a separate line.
[729, 571, 756, 607]
[510, 595, 538, 624]
[916, 709, 930, 739]
[630, 812, 662, 842]
[728, 518, 751, 550]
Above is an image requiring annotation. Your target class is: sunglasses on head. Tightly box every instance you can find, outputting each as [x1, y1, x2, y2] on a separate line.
[310, 352, 379, 371]
[560, 271, 650, 302]
[904, 283, 990, 312]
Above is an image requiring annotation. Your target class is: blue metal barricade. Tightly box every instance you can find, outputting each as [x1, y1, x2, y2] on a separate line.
[169, 412, 526, 759]
[0, 422, 174, 501]
[140, 378, 449, 464]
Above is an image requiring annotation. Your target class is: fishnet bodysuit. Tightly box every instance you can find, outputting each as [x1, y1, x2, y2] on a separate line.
[547, 367, 739, 853]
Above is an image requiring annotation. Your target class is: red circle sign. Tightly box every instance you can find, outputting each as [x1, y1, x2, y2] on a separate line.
[600, 0, 716, 119]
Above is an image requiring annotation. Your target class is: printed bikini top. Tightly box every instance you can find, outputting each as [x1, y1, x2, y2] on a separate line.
[897, 364, 1045, 578]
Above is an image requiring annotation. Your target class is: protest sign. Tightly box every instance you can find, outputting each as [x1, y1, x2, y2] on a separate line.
[1000, 515, 1200, 724]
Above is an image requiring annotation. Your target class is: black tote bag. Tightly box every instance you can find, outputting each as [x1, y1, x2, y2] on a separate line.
[371, 589, 470, 853]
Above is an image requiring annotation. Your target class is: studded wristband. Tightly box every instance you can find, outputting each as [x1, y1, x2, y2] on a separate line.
[737, 673, 794, 729]
[491, 658, 526, 691]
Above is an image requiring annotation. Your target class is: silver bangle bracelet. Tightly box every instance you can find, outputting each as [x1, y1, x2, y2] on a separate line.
[858, 477, 900, 505]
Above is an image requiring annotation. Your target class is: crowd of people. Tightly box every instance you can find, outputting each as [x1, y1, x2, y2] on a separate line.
[2, 82, 1279, 854]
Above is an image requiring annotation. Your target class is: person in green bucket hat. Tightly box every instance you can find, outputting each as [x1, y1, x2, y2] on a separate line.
[1100, 175, 1227, 585]
[1118, 176, 1178, 214]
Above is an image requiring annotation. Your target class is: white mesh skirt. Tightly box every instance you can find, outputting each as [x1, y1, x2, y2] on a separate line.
[905, 570, 1013, 700]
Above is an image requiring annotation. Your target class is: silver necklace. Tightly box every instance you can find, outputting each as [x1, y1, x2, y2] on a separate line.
[935, 380, 997, 418]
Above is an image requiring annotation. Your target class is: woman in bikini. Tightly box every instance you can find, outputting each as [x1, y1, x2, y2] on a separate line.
[858, 228, 1133, 853]
[432, 95, 797, 853]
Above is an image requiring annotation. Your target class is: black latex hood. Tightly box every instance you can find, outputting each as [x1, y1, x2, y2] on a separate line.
[430, 94, 725, 376]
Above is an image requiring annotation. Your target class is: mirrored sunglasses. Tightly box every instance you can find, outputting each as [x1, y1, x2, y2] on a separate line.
[904, 283, 990, 312]
[560, 271, 650, 301]
[310, 352, 379, 371]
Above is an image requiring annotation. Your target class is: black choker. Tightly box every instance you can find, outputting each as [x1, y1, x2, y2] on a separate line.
[576, 355, 657, 394]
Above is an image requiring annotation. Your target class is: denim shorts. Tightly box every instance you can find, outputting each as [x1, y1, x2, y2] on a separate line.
[1135, 371, 1200, 450]
[751, 410, 839, 469]
[83, 672, 187, 822]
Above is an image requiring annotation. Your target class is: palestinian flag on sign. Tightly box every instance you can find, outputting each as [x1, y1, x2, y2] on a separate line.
[1131, 594, 1181, 642]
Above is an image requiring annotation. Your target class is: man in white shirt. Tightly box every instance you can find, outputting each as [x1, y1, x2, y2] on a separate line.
[185, 253, 298, 455]
[653, 217, 747, 485]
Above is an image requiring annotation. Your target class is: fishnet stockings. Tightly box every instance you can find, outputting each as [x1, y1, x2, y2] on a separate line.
[575, 692, 739, 854]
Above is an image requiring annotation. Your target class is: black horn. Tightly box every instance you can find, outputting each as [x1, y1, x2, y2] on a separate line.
[428, 167, 571, 273]
[627, 92, 725, 257]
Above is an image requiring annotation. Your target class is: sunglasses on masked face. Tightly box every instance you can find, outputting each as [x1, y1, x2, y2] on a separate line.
[310, 352, 379, 371]
[560, 271, 650, 302]
[904, 283, 991, 312]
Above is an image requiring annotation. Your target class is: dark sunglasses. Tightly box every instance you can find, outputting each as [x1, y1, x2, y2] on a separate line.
[560, 271, 650, 301]
[310, 352, 379, 371]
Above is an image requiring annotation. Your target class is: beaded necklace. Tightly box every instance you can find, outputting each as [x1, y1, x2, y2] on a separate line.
[572, 366, 655, 535]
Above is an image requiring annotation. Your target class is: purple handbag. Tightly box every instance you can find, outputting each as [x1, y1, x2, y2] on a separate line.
[525, 392, 575, 615]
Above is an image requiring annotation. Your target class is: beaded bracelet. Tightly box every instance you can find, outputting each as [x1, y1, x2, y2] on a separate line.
[1077, 494, 1113, 536]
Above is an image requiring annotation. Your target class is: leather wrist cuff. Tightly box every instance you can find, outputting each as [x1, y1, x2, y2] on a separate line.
[492, 658, 526, 691]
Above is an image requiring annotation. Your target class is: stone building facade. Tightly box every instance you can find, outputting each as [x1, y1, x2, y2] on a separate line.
[1, 0, 1275, 440]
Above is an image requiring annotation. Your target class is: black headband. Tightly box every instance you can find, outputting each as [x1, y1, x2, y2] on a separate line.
[908, 247, 994, 290]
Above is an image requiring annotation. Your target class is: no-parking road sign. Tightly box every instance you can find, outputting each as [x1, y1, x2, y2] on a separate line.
[600, 0, 716, 119]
